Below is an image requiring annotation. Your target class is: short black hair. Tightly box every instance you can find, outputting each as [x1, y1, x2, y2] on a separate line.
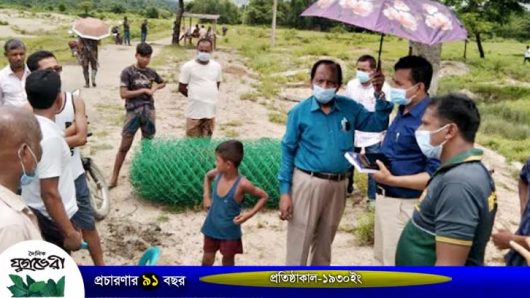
[27, 50, 56, 72]
[310, 59, 343, 86]
[197, 38, 213, 49]
[428, 93, 481, 143]
[394, 55, 433, 91]
[136, 43, 153, 56]
[215, 140, 244, 167]
[357, 55, 376, 69]
[25, 70, 61, 110]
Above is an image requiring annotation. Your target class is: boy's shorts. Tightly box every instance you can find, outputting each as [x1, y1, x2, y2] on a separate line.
[203, 235, 243, 257]
[122, 105, 156, 139]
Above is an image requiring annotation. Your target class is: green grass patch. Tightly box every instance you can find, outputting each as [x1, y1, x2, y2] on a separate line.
[353, 210, 375, 246]
[268, 112, 286, 124]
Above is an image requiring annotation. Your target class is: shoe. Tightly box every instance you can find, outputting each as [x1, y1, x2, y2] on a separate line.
[92, 82, 96, 87]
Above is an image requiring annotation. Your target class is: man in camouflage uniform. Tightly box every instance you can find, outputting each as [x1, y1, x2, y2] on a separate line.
[78, 38, 99, 88]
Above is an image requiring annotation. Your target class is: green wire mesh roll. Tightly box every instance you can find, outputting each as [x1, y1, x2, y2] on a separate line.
[129, 138, 281, 208]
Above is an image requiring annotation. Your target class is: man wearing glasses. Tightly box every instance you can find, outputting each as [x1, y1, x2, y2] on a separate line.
[25, 50, 105, 265]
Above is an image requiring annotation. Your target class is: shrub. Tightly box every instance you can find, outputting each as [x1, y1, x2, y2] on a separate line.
[111, 4, 125, 14]
[145, 7, 159, 19]
[354, 210, 375, 246]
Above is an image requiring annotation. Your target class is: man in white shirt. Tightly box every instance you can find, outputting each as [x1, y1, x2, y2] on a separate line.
[344, 55, 391, 206]
[22, 70, 82, 253]
[0, 39, 31, 110]
[0, 106, 43, 253]
[179, 38, 222, 137]
[27, 50, 105, 265]
[524, 45, 530, 64]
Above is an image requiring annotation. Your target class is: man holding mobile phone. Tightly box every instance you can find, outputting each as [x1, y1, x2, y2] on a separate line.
[371, 56, 440, 265]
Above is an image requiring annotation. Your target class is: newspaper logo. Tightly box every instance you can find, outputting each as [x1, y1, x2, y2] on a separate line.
[0, 240, 84, 297]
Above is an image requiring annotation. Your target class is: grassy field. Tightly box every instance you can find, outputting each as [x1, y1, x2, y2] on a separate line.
[218, 25, 530, 163]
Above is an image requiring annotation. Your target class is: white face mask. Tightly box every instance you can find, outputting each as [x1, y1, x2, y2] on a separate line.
[389, 84, 418, 106]
[197, 51, 211, 62]
[18, 144, 39, 186]
[414, 124, 450, 160]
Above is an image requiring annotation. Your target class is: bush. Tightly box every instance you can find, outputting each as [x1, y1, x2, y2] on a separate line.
[145, 7, 159, 19]
[59, 4, 66, 12]
[354, 210, 375, 246]
[111, 4, 125, 14]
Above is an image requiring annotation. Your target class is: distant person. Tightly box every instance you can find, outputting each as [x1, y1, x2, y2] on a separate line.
[278, 59, 392, 266]
[492, 156, 530, 266]
[0, 106, 42, 254]
[110, 43, 166, 188]
[22, 70, 82, 253]
[178, 38, 222, 138]
[111, 26, 122, 45]
[395, 94, 497, 266]
[78, 38, 99, 88]
[192, 24, 200, 38]
[201, 140, 268, 266]
[123, 16, 131, 46]
[199, 25, 207, 39]
[524, 46, 530, 64]
[0, 39, 31, 110]
[26, 50, 105, 265]
[344, 54, 391, 206]
[371, 56, 440, 265]
[222, 25, 228, 36]
[141, 19, 148, 43]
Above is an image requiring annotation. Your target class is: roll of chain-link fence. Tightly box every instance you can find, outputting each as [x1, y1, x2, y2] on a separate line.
[129, 138, 281, 208]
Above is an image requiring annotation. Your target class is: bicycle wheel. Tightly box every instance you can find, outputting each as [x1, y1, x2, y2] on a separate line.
[85, 158, 111, 220]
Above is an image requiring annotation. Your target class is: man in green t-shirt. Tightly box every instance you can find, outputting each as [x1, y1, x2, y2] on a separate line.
[395, 93, 497, 266]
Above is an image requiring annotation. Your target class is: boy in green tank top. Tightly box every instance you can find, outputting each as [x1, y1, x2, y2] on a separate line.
[201, 140, 268, 266]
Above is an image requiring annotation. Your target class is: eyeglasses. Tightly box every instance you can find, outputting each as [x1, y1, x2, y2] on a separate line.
[46, 65, 63, 73]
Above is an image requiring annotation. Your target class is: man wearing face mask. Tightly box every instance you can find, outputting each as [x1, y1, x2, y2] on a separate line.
[344, 55, 391, 204]
[179, 38, 222, 137]
[278, 59, 393, 265]
[0, 106, 43, 253]
[21, 70, 82, 253]
[395, 93, 497, 265]
[371, 55, 440, 266]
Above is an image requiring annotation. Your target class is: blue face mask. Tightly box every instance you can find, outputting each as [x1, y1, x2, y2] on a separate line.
[414, 125, 449, 160]
[197, 51, 211, 62]
[312, 85, 336, 104]
[356, 70, 371, 84]
[389, 84, 417, 106]
[18, 144, 39, 186]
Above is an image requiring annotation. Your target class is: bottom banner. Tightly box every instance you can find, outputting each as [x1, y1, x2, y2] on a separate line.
[80, 266, 530, 297]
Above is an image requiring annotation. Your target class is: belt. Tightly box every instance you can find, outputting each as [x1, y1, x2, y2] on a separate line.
[298, 168, 349, 182]
[376, 187, 419, 199]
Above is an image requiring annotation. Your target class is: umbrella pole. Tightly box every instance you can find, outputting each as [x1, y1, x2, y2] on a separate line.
[377, 33, 384, 71]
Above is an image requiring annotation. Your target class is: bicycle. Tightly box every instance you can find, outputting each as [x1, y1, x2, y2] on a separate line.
[82, 156, 110, 221]
[71, 89, 111, 221]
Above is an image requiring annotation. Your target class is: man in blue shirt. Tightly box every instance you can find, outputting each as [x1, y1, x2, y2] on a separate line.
[372, 56, 440, 265]
[278, 59, 393, 265]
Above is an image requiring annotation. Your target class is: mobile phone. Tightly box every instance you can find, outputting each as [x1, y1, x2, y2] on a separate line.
[363, 153, 390, 169]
